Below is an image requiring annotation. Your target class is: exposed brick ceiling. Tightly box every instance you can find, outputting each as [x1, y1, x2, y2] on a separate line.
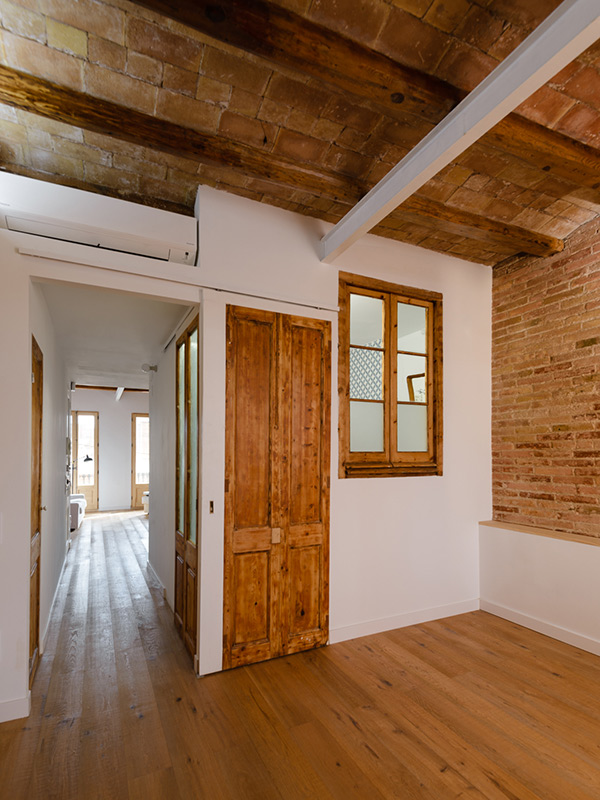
[1, 0, 599, 267]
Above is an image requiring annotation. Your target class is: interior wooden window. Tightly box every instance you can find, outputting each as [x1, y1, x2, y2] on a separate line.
[339, 272, 443, 478]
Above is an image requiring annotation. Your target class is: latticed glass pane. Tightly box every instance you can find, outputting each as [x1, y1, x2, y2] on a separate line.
[350, 400, 384, 452]
[397, 404, 428, 452]
[397, 301, 427, 354]
[350, 347, 383, 400]
[135, 416, 150, 484]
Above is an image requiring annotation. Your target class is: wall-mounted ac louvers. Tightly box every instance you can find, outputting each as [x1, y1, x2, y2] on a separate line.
[0, 173, 197, 265]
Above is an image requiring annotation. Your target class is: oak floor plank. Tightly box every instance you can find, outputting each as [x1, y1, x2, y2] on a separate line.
[5, 512, 600, 798]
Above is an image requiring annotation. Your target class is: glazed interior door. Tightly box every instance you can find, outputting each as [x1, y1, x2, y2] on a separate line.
[72, 411, 99, 510]
[174, 318, 199, 663]
[224, 306, 331, 669]
[30, 336, 43, 686]
[131, 413, 149, 509]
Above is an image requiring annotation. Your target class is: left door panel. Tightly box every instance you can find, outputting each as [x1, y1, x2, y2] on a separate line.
[175, 317, 199, 663]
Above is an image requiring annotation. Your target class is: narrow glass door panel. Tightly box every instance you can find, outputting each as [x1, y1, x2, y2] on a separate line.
[77, 414, 95, 486]
[135, 416, 150, 484]
[188, 329, 198, 546]
[177, 342, 186, 535]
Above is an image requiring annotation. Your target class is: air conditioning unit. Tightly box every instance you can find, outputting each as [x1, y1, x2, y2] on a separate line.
[0, 172, 197, 265]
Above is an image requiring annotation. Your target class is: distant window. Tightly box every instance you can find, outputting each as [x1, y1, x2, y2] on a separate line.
[338, 272, 443, 478]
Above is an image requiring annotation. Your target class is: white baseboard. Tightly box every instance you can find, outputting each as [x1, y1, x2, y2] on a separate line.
[0, 694, 30, 723]
[329, 598, 480, 644]
[481, 600, 600, 658]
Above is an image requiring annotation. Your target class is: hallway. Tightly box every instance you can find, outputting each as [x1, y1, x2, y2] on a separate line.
[4, 514, 600, 798]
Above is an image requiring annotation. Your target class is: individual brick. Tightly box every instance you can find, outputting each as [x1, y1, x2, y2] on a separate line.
[47, 18, 87, 57]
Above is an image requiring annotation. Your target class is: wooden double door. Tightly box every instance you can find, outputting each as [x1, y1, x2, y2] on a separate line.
[224, 306, 331, 669]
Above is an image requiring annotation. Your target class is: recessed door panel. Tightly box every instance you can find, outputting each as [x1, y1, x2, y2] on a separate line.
[233, 316, 273, 530]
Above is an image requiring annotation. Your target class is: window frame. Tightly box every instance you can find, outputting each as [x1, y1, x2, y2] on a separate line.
[339, 272, 443, 479]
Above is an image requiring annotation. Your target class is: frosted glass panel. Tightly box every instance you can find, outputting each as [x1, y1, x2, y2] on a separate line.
[177, 342, 186, 534]
[350, 347, 383, 400]
[397, 354, 427, 402]
[397, 302, 427, 354]
[350, 401, 384, 452]
[397, 404, 428, 452]
[189, 329, 198, 545]
[350, 294, 383, 346]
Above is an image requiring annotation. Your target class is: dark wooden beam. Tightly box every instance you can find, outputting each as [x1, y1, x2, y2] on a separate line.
[133, 0, 600, 197]
[399, 196, 564, 258]
[0, 65, 563, 258]
[0, 65, 357, 204]
[130, 0, 460, 123]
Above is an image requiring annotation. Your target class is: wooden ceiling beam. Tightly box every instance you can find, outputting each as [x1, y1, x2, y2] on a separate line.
[130, 0, 460, 123]
[134, 0, 600, 198]
[0, 65, 562, 259]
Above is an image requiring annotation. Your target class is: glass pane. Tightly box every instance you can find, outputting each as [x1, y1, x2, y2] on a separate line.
[188, 329, 198, 546]
[350, 401, 384, 452]
[135, 416, 150, 484]
[397, 404, 428, 452]
[177, 342, 186, 534]
[77, 414, 95, 486]
[397, 301, 427, 354]
[350, 346, 383, 400]
[350, 294, 383, 347]
[397, 354, 427, 402]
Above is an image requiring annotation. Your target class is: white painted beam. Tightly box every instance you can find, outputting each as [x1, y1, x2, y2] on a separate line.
[320, 0, 600, 263]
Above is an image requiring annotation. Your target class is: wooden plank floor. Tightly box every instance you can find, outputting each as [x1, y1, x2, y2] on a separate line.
[2, 512, 600, 798]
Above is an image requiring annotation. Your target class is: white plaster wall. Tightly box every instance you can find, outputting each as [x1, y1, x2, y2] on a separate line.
[71, 388, 149, 511]
[196, 187, 492, 672]
[0, 222, 199, 722]
[149, 340, 176, 606]
[29, 283, 69, 654]
[0, 237, 37, 721]
[480, 524, 600, 656]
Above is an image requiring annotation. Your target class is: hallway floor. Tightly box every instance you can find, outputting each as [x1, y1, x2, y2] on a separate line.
[3, 513, 600, 798]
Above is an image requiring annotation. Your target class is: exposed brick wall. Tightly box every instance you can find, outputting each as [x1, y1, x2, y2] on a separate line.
[493, 217, 600, 536]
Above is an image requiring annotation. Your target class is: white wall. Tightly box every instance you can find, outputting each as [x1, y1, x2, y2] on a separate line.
[480, 522, 600, 656]
[0, 218, 199, 722]
[71, 388, 149, 511]
[0, 179, 492, 719]
[29, 283, 69, 655]
[196, 186, 492, 673]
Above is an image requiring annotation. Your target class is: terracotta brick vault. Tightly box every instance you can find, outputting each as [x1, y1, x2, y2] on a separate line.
[492, 217, 600, 537]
